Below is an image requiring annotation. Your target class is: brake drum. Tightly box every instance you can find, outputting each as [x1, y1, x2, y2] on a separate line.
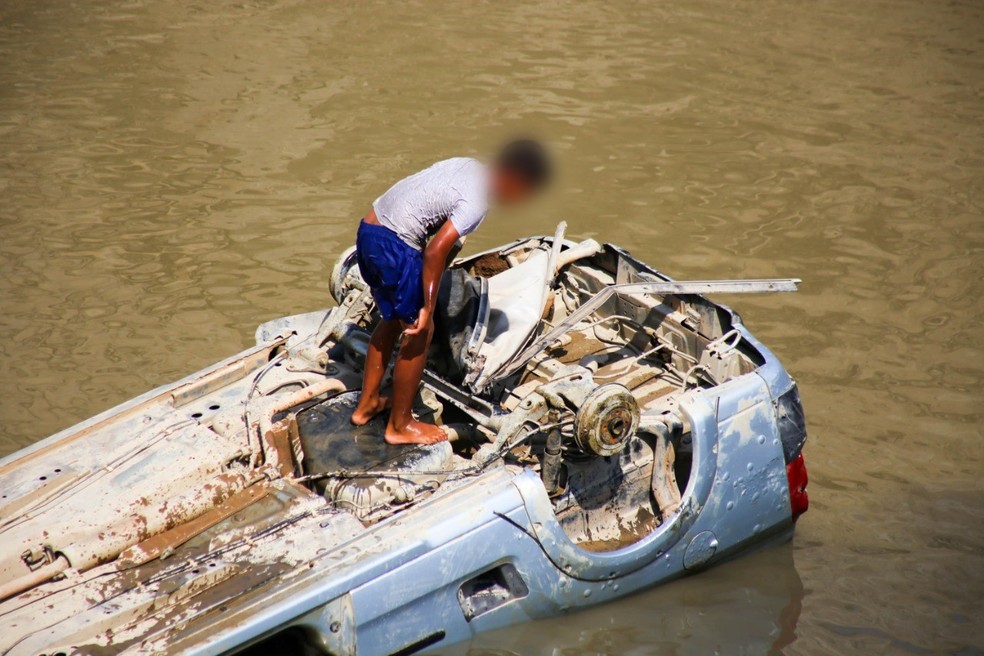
[573, 384, 640, 457]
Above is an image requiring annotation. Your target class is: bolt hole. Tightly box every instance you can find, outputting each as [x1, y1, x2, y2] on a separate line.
[39, 476, 47, 481]
[54, 468, 62, 473]
[208, 562, 216, 567]
[274, 362, 283, 367]
[209, 404, 220, 410]
[191, 412, 203, 419]
[191, 569, 200, 574]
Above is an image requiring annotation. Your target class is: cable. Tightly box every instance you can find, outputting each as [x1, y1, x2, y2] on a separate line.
[242, 349, 289, 468]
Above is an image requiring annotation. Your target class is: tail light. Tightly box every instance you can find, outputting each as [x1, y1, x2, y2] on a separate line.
[775, 385, 807, 463]
[786, 453, 809, 522]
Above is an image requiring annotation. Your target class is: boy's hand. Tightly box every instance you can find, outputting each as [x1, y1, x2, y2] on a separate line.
[407, 220, 461, 339]
[404, 308, 431, 337]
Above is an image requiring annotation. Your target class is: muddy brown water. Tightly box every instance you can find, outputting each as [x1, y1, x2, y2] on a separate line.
[1, 0, 982, 653]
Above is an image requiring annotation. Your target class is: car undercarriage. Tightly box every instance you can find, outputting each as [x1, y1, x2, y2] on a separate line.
[0, 227, 807, 655]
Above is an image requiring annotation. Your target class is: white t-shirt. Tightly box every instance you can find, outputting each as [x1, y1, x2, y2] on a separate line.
[372, 157, 489, 251]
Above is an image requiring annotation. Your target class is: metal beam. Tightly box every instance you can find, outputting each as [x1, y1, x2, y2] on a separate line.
[495, 278, 800, 382]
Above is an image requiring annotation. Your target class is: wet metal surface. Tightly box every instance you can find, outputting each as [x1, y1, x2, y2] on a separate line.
[0, 0, 982, 653]
[297, 392, 434, 475]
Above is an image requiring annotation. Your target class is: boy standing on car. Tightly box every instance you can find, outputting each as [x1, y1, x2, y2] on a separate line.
[351, 140, 552, 445]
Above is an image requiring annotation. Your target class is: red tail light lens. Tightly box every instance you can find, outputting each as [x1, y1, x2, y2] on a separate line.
[786, 453, 809, 522]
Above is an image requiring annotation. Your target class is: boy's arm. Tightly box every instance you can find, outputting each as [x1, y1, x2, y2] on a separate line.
[404, 220, 462, 336]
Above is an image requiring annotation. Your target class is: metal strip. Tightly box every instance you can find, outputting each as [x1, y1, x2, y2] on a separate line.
[115, 482, 274, 568]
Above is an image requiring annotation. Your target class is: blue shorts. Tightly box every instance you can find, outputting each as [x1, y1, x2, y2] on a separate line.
[355, 221, 424, 324]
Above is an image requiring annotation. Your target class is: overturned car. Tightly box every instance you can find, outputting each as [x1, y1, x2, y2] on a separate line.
[0, 225, 808, 655]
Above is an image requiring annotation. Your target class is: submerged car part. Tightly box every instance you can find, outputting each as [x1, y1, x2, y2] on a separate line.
[573, 384, 640, 457]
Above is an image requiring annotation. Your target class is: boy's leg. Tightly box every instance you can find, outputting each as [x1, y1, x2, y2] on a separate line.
[385, 317, 448, 445]
[351, 318, 403, 425]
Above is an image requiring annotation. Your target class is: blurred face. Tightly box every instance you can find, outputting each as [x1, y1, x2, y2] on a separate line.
[491, 169, 535, 205]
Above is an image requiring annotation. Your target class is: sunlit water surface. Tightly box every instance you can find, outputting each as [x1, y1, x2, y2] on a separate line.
[1, 0, 982, 653]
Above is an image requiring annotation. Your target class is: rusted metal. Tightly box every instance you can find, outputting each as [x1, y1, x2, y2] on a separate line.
[257, 377, 347, 473]
[651, 425, 682, 518]
[540, 428, 564, 494]
[262, 419, 297, 477]
[573, 384, 640, 457]
[257, 377, 347, 440]
[0, 554, 69, 603]
[116, 482, 274, 568]
[60, 470, 256, 572]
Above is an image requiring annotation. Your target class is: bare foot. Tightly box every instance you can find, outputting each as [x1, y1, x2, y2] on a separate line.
[385, 418, 448, 445]
[351, 394, 390, 426]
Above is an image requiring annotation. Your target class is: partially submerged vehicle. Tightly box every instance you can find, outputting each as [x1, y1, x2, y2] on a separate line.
[0, 225, 808, 655]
